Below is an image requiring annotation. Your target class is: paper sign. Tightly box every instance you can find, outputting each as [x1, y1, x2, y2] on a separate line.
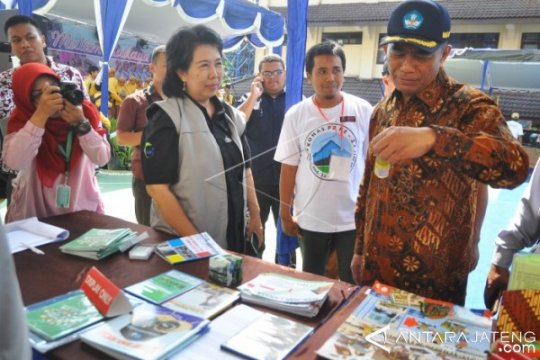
[80, 266, 132, 317]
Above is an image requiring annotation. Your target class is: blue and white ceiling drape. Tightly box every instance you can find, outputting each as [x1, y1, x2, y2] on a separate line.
[94, 0, 133, 116]
[3, 0, 285, 49]
[3, 0, 286, 115]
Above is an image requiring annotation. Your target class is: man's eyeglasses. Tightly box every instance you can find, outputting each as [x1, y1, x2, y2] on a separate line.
[261, 69, 284, 78]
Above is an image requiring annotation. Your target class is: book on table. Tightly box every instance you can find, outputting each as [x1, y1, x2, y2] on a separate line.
[25, 290, 104, 342]
[26, 267, 138, 354]
[154, 232, 225, 264]
[5, 216, 70, 254]
[316, 282, 492, 360]
[59, 228, 138, 260]
[237, 272, 333, 317]
[220, 308, 313, 360]
[162, 281, 240, 319]
[124, 269, 204, 304]
[508, 253, 540, 290]
[80, 302, 210, 360]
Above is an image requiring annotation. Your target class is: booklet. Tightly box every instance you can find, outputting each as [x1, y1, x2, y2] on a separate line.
[6, 217, 70, 254]
[508, 253, 540, 290]
[125, 270, 204, 304]
[162, 282, 239, 319]
[81, 302, 210, 360]
[25, 290, 104, 342]
[26, 267, 134, 353]
[59, 228, 138, 260]
[316, 282, 492, 360]
[221, 312, 313, 360]
[154, 232, 225, 265]
[237, 273, 333, 317]
[176, 304, 263, 360]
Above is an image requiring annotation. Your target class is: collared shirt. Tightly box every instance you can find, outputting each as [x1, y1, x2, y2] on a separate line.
[0, 60, 87, 120]
[493, 159, 540, 269]
[243, 91, 286, 186]
[354, 69, 529, 305]
[117, 85, 162, 179]
[142, 96, 251, 252]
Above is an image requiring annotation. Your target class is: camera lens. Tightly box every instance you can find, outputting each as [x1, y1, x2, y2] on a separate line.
[60, 82, 84, 106]
[65, 89, 84, 106]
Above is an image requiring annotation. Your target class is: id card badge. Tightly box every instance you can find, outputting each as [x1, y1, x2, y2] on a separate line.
[329, 155, 352, 181]
[55, 184, 71, 208]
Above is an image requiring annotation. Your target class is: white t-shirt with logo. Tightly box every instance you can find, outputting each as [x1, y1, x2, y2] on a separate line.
[274, 92, 372, 232]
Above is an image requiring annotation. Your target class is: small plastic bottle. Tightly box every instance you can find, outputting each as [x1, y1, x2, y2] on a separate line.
[374, 156, 391, 179]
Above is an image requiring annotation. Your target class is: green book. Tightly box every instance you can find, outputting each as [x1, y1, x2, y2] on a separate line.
[125, 270, 204, 304]
[508, 253, 540, 290]
[59, 228, 136, 260]
[26, 290, 104, 341]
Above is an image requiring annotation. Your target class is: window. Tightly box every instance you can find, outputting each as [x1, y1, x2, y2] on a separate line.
[322, 32, 362, 45]
[449, 33, 499, 49]
[521, 33, 540, 49]
[376, 34, 387, 64]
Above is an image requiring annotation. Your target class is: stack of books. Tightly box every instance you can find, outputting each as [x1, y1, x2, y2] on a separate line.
[237, 273, 333, 317]
[316, 282, 492, 360]
[59, 228, 138, 260]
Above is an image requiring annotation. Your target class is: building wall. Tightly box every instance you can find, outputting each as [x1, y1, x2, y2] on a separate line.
[255, 1, 540, 78]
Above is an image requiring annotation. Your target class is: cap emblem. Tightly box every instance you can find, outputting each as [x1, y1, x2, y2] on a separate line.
[403, 10, 424, 30]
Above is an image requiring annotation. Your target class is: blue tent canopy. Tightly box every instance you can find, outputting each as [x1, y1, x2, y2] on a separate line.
[2, 0, 285, 115]
[2, 0, 284, 48]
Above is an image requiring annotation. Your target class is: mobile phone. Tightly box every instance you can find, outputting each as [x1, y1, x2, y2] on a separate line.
[250, 234, 265, 257]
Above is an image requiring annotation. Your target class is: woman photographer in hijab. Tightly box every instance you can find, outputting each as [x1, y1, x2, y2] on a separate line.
[3, 63, 110, 222]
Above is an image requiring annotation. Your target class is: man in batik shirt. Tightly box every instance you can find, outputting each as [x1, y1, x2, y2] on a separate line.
[351, 0, 528, 305]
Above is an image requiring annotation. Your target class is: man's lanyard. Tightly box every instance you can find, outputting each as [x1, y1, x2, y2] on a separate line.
[313, 95, 345, 140]
[57, 129, 74, 182]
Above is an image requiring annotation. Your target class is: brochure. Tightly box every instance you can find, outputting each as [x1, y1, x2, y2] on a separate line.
[124, 270, 204, 304]
[221, 312, 313, 360]
[25, 290, 104, 342]
[80, 303, 210, 360]
[154, 232, 225, 264]
[163, 282, 239, 319]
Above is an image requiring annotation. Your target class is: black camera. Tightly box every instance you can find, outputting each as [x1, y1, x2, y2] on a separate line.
[59, 81, 84, 106]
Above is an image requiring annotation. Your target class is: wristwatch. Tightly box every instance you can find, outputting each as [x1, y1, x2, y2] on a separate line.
[73, 119, 92, 136]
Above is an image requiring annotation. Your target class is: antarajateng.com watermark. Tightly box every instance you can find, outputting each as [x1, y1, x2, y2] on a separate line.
[367, 326, 537, 355]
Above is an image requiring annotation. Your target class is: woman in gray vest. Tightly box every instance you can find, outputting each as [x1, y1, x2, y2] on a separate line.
[141, 25, 264, 255]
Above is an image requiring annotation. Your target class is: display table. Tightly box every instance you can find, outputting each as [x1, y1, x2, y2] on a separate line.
[14, 210, 360, 359]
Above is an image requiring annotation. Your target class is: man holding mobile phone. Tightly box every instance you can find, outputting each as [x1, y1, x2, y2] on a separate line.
[238, 55, 294, 264]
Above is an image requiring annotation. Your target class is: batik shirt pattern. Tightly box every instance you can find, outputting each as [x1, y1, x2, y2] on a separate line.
[354, 70, 529, 305]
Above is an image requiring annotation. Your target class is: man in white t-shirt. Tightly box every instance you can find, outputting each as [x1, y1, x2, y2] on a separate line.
[506, 112, 524, 143]
[274, 41, 372, 283]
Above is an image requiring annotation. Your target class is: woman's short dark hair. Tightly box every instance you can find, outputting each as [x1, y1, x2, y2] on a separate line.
[162, 25, 223, 98]
[305, 41, 346, 75]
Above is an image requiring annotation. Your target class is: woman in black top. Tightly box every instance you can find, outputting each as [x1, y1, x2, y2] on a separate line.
[141, 25, 264, 255]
